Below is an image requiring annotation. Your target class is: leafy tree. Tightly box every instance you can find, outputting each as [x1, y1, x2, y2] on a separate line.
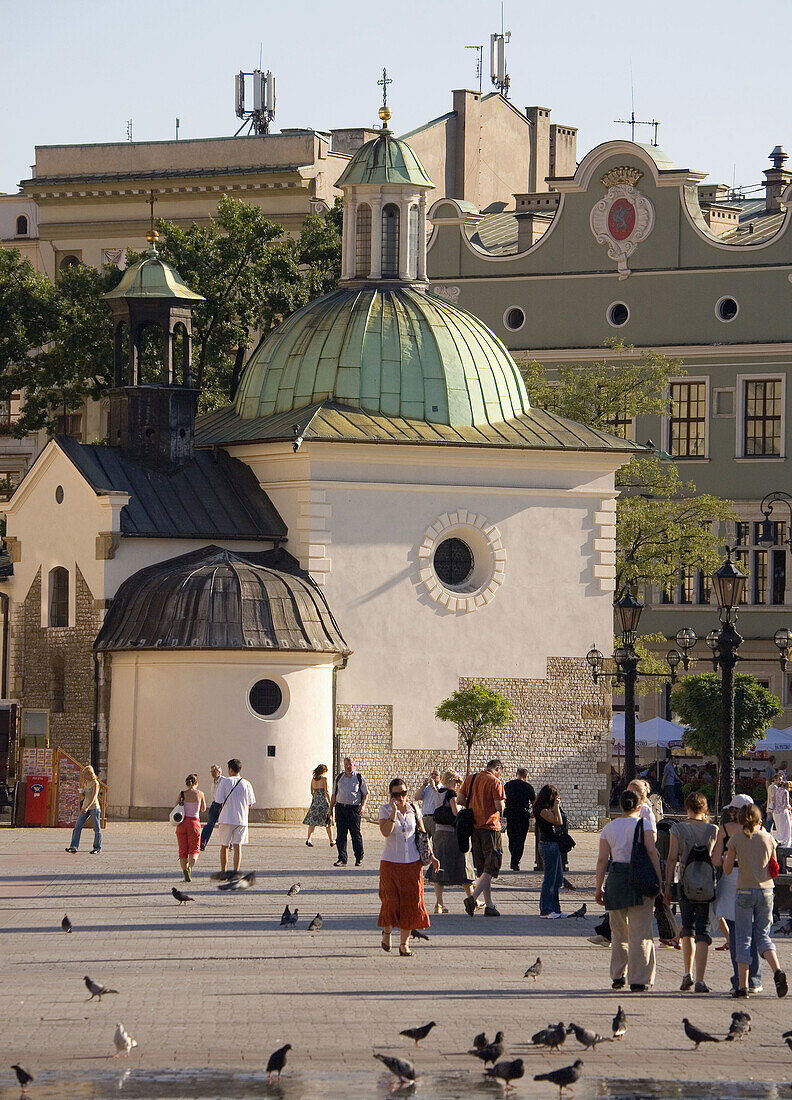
[0, 247, 59, 393]
[435, 684, 514, 774]
[671, 673, 780, 758]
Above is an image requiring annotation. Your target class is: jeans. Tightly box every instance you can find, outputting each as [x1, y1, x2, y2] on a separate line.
[726, 919, 762, 991]
[200, 801, 222, 850]
[70, 806, 101, 851]
[335, 803, 363, 863]
[734, 887, 775, 964]
[539, 840, 562, 915]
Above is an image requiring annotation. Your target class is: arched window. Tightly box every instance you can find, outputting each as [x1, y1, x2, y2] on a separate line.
[48, 567, 69, 628]
[59, 254, 80, 271]
[381, 204, 400, 278]
[355, 204, 371, 277]
[407, 205, 419, 280]
[51, 655, 65, 713]
[15, 215, 28, 236]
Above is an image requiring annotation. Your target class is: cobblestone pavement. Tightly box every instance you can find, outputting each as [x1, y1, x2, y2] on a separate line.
[1, 821, 791, 1096]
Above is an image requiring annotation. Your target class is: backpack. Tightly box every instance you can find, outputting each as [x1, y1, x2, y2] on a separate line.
[681, 843, 716, 903]
[433, 789, 455, 827]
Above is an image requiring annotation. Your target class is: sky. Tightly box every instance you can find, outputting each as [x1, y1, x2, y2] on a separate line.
[1, 0, 790, 197]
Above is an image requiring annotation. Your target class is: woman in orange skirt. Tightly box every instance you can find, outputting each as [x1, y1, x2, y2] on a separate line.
[175, 774, 205, 882]
[378, 777, 439, 956]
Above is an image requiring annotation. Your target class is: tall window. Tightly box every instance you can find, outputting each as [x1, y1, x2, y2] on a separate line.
[679, 568, 696, 604]
[407, 204, 419, 279]
[355, 204, 371, 278]
[668, 381, 706, 457]
[15, 214, 28, 236]
[381, 203, 400, 278]
[753, 550, 768, 605]
[744, 379, 782, 456]
[48, 567, 69, 627]
[772, 549, 787, 605]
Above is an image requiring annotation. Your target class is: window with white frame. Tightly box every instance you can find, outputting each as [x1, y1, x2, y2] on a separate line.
[668, 380, 707, 457]
[743, 379, 782, 456]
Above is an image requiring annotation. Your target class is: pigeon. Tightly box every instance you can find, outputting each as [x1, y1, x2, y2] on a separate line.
[612, 1006, 626, 1040]
[399, 1021, 436, 1047]
[218, 871, 256, 892]
[726, 1012, 751, 1041]
[171, 887, 194, 904]
[485, 1058, 525, 1091]
[473, 1032, 489, 1050]
[61, 913, 72, 933]
[534, 1059, 584, 1096]
[786, 1036, 792, 1054]
[531, 1023, 566, 1051]
[10, 1065, 34, 1093]
[566, 1023, 613, 1049]
[266, 1044, 291, 1081]
[84, 975, 118, 1001]
[562, 877, 577, 891]
[113, 1023, 137, 1058]
[287, 883, 301, 897]
[411, 928, 430, 941]
[280, 906, 298, 927]
[682, 1018, 720, 1049]
[468, 1031, 504, 1065]
[307, 914, 323, 932]
[782, 1028, 792, 1038]
[373, 1053, 416, 1083]
[569, 903, 587, 920]
[524, 957, 542, 981]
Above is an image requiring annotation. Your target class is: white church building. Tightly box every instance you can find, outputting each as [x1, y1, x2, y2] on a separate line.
[2, 105, 636, 825]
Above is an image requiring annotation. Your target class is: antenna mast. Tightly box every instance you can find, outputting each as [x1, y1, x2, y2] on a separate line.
[465, 45, 484, 95]
[614, 110, 661, 146]
[490, 7, 511, 99]
[234, 68, 276, 135]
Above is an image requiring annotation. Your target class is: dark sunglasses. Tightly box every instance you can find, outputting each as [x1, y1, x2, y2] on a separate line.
[392, 789, 407, 796]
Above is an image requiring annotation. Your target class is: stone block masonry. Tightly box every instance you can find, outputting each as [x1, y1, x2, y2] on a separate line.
[337, 657, 611, 828]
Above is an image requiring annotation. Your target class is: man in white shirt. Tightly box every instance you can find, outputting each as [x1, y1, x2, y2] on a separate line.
[213, 758, 255, 876]
[328, 757, 368, 867]
[415, 770, 444, 838]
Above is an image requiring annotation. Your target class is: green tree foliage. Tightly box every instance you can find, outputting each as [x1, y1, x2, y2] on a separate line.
[435, 684, 514, 774]
[671, 673, 781, 757]
[0, 246, 59, 390]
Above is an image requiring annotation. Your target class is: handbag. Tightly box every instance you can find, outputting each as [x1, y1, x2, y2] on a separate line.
[558, 829, 576, 856]
[628, 819, 660, 897]
[410, 804, 434, 867]
[654, 895, 679, 940]
[769, 854, 781, 878]
[433, 789, 455, 827]
[455, 774, 479, 853]
[169, 792, 184, 826]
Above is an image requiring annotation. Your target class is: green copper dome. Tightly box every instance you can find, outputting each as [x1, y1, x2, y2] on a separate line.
[103, 243, 204, 303]
[335, 131, 434, 188]
[234, 287, 530, 427]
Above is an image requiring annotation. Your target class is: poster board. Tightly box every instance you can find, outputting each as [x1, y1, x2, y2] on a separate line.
[21, 747, 53, 779]
[57, 754, 82, 828]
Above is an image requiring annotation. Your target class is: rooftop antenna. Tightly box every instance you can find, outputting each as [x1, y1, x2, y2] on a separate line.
[614, 110, 660, 145]
[234, 67, 276, 135]
[466, 45, 484, 95]
[490, 11, 511, 99]
[126, 119, 133, 142]
[175, 117, 180, 140]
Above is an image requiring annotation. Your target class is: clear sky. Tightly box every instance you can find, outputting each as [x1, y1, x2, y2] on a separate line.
[1, 0, 789, 197]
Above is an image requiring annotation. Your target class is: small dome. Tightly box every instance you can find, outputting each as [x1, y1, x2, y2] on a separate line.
[235, 286, 529, 428]
[336, 131, 433, 188]
[94, 545, 349, 654]
[102, 243, 204, 303]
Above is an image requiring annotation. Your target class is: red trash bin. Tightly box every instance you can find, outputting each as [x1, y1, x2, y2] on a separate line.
[24, 776, 49, 826]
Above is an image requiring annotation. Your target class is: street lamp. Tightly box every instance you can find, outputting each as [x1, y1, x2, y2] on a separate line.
[757, 491, 792, 550]
[708, 548, 748, 809]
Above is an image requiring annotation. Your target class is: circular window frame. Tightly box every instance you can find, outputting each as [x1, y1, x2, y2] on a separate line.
[417, 512, 505, 613]
[503, 305, 526, 332]
[55, 485, 64, 504]
[715, 295, 739, 323]
[246, 675, 289, 721]
[606, 301, 630, 328]
[433, 536, 475, 587]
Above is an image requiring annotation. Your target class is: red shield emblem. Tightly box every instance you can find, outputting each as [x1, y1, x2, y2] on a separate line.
[607, 198, 636, 241]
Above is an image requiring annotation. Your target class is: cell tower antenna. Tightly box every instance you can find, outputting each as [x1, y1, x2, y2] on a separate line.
[234, 66, 276, 136]
[490, 16, 511, 99]
[465, 45, 484, 95]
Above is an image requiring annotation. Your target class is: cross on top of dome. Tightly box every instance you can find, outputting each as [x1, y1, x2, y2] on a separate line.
[377, 67, 393, 130]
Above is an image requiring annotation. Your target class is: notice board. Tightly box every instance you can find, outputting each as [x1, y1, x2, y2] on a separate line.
[57, 755, 82, 828]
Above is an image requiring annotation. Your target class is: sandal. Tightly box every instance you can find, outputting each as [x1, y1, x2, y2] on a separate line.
[434, 903, 448, 914]
[305, 840, 313, 847]
[399, 945, 413, 956]
[381, 932, 391, 952]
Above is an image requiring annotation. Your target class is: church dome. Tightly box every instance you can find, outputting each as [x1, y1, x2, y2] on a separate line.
[94, 545, 349, 654]
[103, 239, 204, 303]
[234, 286, 530, 427]
[335, 130, 434, 188]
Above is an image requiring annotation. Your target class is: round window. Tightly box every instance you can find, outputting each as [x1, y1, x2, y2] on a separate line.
[249, 679, 283, 717]
[503, 306, 525, 331]
[55, 485, 64, 504]
[607, 302, 629, 327]
[433, 537, 474, 587]
[716, 296, 738, 322]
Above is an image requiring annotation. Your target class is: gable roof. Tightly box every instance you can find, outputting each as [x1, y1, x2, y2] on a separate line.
[54, 435, 286, 541]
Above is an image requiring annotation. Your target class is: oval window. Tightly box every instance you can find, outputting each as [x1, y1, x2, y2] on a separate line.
[504, 306, 525, 331]
[55, 485, 64, 504]
[716, 296, 738, 322]
[249, 679, 283, 717]
[433, 537, 474, 587]
[607, 302, 629, 327]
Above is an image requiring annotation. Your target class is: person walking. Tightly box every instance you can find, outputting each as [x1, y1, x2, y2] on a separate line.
[414, 770, 444, 840]
[200, 764, 224, 851]
[663, 792, 717, 993]
[723, 802, 788, 999]
[595, 788, 661, 992]
[503, 767, 535, 872]
[329, 757, 368, 867]
[712, 796, 763, 994]
[662, 757, 680, 812]
[425, 769, 475, 913]
[213, 759, 255, 877]
[534, 784, 565, 918]
[460, 759, 506, 917]
[66, 766, 102, 854]
[771, 776, 792, 847]
[175, 774, 205, 882]
[765, 771, 780, 832]
[378, 777, 439, 955]
[303, 764, 334, 847]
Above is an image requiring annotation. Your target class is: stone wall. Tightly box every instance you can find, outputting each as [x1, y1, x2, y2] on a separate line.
[337, 658, 611, 828]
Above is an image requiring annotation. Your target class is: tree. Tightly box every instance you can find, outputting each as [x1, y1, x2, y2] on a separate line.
[671, 673, 780, 758]
[435, 684, 514, 774]
[0, 247, 59, 396]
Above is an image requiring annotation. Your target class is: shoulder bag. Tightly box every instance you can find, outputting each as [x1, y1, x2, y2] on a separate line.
[410, 803, 434, 866]
[169, 791, 185, 826]
[455, 774, 478, 853]
[628, 818, 660, 897]
[433, 789, 455, 827]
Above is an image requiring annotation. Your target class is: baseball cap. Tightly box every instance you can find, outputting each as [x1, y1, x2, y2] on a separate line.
[725, 794, 754, 809]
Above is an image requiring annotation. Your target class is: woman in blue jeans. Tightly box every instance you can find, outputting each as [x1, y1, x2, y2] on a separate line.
[66, 766, 102, 854]
[723, 802, 787, 999]
[534, 785, 564, 917]
[713, 796, 762, 993]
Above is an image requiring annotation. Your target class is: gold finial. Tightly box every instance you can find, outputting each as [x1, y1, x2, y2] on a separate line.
[377, 67, 393, 129]
[378, 105, 392, 125]
[146, 189, 159, 248]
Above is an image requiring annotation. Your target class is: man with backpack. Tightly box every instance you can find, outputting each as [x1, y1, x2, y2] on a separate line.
[662, 792, 718, 993]
[329, 757, 368, 867]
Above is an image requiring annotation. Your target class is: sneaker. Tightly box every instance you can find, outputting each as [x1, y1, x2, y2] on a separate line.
[90, 849, 101, 854]
[355, 858, 363, 867]
[588, 935, 609, 947]
[475, 899, 486, 909]
[510, 865, 520, 873]
[694, 982, 710, 994]
[629, 984, 649, 993]
[749, 984, 763, 993]
[612, 978, 625, 990]
[333, 859, 347, 867]
[550, 912, 566, 919]
[562, 877, 577, 891]
[680, 975, 694, 991]
[463, 896, 476, 917]
[65, 847, 77, 853]
[731, 988, 749, 999]
[484, 906, 501, 917]
[774, 970, 788, 998]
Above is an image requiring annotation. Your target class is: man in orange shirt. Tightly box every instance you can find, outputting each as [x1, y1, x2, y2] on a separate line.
[460, 759, 506, 917]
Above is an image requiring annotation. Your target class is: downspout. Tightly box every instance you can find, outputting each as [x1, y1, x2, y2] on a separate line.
[0, 591, 9, 699]
[331, 655, 349, 782]
[91, 652, 100, 773]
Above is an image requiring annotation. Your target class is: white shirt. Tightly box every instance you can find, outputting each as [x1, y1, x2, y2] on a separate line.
[601, 814, 652, 863]
[638, 802, 657, 836]
[379, 802, 423, 863]
[215, 776, 255, 826]
[421, 784, 446, 816]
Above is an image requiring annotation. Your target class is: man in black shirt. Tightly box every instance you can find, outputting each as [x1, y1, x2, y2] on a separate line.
[503, 768, 535, 872]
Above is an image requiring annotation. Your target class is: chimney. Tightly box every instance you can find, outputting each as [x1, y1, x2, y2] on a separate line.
[764, 145, 791, 214]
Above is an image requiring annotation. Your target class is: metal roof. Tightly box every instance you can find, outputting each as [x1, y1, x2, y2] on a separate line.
[21, 164, 308, 187]
[102, 244, 204, 302]
[94, 544, 349, 654]
[55, 435, 286, 540]
[335, 131, 433, 188]
[196, 398, 640, 454]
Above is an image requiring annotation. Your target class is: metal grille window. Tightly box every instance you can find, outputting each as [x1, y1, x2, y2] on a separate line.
[48, 567, 69, 628]
[355, 204, 371, 277]
[744, 379, 782, 456]
[753, 550, 768, 605]
[433, 537, 474, 587]
[381, 204, 400, 278]
[668, 381, 706, 457]
[249, 679, 282, 717]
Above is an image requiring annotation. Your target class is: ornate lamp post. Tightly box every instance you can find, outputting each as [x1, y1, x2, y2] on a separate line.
[757, 491, 792, 550]
[706, 549, 748, 809]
